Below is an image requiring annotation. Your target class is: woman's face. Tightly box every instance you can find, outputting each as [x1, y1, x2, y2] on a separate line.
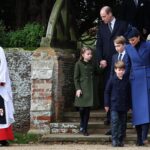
[128, 36, 140, 47]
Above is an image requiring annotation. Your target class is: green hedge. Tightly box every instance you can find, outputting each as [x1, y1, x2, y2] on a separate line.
[0, 22, 45, 49]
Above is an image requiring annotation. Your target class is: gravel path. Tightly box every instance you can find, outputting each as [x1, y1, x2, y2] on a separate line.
[0, 144, 150, 150]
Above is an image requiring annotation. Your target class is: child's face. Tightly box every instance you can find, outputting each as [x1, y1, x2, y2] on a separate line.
[114, 43, 125, 53]
[114, 68, 125, 78]
[82, 50, 92, 61]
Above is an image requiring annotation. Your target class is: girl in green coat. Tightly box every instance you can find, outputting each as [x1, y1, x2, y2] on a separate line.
[74, 47, 102, 136]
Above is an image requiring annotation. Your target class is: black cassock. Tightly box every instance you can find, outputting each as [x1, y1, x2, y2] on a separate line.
[0, 96, 6, 124]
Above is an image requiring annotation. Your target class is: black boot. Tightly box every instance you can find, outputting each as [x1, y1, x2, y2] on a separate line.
[0, 140, 9, 146]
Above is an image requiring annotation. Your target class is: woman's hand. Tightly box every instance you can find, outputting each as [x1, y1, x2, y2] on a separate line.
[76, 89, 82, 98]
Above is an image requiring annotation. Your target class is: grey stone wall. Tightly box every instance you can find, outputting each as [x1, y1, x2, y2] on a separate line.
[5, 48, 32, 133]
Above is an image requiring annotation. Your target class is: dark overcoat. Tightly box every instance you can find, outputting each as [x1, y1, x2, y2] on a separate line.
[96, 19, 128, 81]
[110, 52, 130, 78]
[104, 75, 131, 112]
[74, 60, 102, 107]
[126, 41, 150, 125]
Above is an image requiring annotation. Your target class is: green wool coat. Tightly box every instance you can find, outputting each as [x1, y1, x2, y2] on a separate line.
[74, 60, 102, 107]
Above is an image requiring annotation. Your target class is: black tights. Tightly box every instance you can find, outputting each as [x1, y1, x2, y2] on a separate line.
[79, 107, 90, 133]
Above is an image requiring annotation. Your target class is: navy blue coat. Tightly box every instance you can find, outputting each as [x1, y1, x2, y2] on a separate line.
[110, 52, 130, 78]
[126, 41, 150, 125]
[96, 19, 128, 81]
[104, 75, 131, 112]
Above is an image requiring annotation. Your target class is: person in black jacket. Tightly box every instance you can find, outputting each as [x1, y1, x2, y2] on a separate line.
[104, 61, 131, 147]
[120, 0, 150, 39]
[96, 6, 128, 131]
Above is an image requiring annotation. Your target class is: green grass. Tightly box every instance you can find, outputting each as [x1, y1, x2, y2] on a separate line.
[9, 132, 41, 144]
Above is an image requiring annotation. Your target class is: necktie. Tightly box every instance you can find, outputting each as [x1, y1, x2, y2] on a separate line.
[118, 54, 122, 60]
[108, 23, 112, 32]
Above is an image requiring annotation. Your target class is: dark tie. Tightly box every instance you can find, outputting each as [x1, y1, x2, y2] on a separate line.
[118, 54, 122, 60]
[108, 23, 112, 32]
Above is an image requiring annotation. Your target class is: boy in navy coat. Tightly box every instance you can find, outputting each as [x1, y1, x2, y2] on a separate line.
[104, 61, 131, 147]
[110, 36, 130, 78]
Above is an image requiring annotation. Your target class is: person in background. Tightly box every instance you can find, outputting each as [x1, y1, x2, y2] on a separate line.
[74, 47, 102, 136]
[125, 27, 150, 146]
[104, 61, 131, 147]
[0, 47, 15, 146]
[120, 0, 150, 39]
[96, 6, 128, 134]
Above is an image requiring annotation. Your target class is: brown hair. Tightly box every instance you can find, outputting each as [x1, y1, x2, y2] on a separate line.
[79, 47, 92, 60]
[114, 61, 125, 69]
[114, 36, 126, 45]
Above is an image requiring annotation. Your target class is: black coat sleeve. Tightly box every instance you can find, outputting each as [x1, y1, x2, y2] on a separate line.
[104, 78, 113, 107]
[96, 24, 103, 62]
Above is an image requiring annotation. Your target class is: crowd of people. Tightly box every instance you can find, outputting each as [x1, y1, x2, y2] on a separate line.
[74, 1, 150, 147]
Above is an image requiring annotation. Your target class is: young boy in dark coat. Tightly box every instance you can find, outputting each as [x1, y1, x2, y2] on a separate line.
[104, 61, 131, 147]
[110, 36, 130, 78]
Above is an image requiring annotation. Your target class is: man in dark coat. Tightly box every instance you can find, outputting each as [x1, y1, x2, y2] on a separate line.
[96, 6, 128, 131]
[120, 0, 150, 39]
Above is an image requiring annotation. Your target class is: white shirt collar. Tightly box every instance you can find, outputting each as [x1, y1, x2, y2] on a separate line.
[110, 17, 116, 29]
[118, 50, 126, 60]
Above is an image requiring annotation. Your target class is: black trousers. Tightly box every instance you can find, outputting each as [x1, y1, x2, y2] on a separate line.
[135, 123, 149, 144]
[79, 107, 90, 133]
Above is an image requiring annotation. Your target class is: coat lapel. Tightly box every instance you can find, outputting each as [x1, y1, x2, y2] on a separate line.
[111, 20, 119, 36]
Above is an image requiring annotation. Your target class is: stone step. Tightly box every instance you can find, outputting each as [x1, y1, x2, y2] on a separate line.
[63, 111, 132, 122]
[50, 122, 135, 134]
[41, 134, 150, 144]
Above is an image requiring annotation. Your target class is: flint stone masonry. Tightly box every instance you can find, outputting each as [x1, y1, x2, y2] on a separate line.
[5, 48, 32, 132]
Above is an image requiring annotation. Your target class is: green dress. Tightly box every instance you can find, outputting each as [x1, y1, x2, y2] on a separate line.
[74, 60, 102, 107]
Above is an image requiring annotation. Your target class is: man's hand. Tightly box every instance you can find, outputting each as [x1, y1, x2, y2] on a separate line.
[100, 60, 107, 68]
[76, 89, 82, 98]
[105, 107, 109, 112]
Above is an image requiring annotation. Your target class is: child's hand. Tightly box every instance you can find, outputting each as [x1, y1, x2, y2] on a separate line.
[0, 108, 3, 116]
[104, 107, 109, 112]
[76, 90, 82, 98]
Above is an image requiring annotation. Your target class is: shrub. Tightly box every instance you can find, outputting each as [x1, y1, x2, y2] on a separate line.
[7, 23, 45, 48]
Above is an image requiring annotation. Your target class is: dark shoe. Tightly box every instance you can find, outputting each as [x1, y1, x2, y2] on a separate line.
[105, 129, 111, 135]
[112, 140, 118, 147]
[0, 140, 9, 146]
[79, 127, 84, 134]
[118, 142, 124, 147]
[104, 119, 110, 125]
[136, 141, 144, 146]
[83, 132, 89, 136]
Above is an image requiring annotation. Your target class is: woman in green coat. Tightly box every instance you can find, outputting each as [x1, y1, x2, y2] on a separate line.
[74, 47, 102, 136]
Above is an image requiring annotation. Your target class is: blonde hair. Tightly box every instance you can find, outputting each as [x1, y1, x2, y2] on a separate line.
[79, 47, 92, 60]
[114, 36, 126, 45]
[114, 61, 125, 69]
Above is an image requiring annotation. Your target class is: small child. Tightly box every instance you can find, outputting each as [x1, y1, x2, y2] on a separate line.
[104, 61, 131, 147]
[110, 36, 130, 78]
[74, 47, 102, 136]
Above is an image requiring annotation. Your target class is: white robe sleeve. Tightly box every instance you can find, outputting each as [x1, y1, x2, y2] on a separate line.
[0, 47, 8, 83]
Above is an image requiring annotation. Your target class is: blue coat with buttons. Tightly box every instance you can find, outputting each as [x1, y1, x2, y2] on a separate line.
[104, 75, 131, 112]
[126, 41, 150, 125]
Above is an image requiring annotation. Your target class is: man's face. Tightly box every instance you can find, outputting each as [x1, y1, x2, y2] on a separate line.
[100, 10, 112, 24]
